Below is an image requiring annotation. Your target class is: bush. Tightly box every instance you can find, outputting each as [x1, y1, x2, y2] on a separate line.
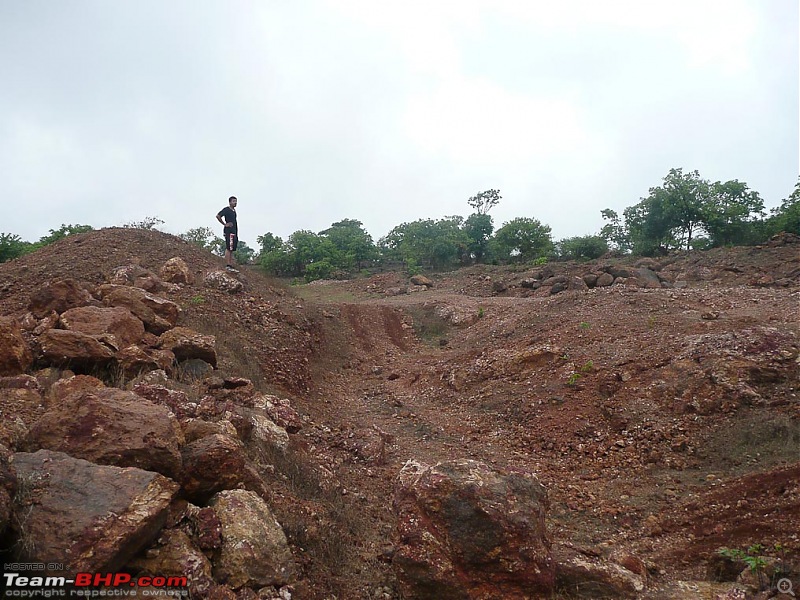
[557, 235, 608, 261]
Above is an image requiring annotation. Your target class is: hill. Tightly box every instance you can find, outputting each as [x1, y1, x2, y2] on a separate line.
[0, 227, 798, 599]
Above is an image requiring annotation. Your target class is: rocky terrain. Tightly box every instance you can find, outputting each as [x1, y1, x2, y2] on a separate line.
[0, 227, 798, 600]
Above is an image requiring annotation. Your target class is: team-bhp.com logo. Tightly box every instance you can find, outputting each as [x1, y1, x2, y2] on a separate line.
[3, 568, 188, 597]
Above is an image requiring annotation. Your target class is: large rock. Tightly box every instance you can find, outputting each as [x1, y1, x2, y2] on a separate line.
[180, 434, 248, 502]
[59, 305, 145, 348]
[203, 270, 244, 294]
[25, 388, 184, 479]
[98, 285, 180, 335]
[0, 377, 45, 449]
[28, 279, 95, 318]
[129, 529, 213, 597]
[37, 329, 116, 367]
[10, 450, 179, 573]
[208, 489, 295, 589]
[115, 346, 175, 379]
[0, 317, 33, 376]
[158, 327, 217, 367]
[160, 257, 194, 285]
[554, 545, 646, 598]
[393, 459, 554, 599]
[0, 444, 16, 537]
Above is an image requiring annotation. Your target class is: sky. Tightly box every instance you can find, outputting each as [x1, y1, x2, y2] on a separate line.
[1, 0, 798, 248]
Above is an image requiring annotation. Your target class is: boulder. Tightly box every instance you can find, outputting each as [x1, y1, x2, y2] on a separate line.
[596, 272, 615, 287]
[0, 317, 33, 376]
[109, 264, 164, 292]
[98, 285, 180, 334]
[25, 388, 184, 479]
[410, 274, 434, 288]
[204, 270, 244, 294]
[0, 444, 16, 537]
[132, 383, 196, 420]
[116, 346, 175, 379]
[158, 327, 217, 367]
[252, 394, 304, 434]
[160, 257, 194, 285]
[208, 489, 295, 589]
[37, 329, 116, 367]
[48, 374, 105, 403]
[0, 378, 44, 449]
[59, 305, 145, 348]
[554, 545, 646, 598]
[10, 449, 178, 573]
[635, 267, 663, 289]
[393, 458, 554, 599]
[28, 279, 95, 318]
[129, 529, 213, 597]
[180, 434, 249, 502]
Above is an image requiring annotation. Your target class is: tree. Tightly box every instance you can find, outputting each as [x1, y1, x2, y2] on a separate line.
[492, 217, 554, 263]
[764, 178, 800, 237]
[467, 189, 501, 215]
[319, 219, 377, 270]
[379, 217, 468, 270]
[256, 232, 283, 256]
[233, 241, 256, 265]
[703, 180, 764, 246]
[33, 224, 94, 249]
[464, 213, 494, 263]
[180, 227, 221, 251]
[557, 235, 608, 261]
[0, 233, 32, 263]
[122, 216, 164, 230]
[599, 209, 631, 252]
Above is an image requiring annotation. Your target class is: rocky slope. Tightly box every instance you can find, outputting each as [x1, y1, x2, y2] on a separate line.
[0, 227, 798, 600]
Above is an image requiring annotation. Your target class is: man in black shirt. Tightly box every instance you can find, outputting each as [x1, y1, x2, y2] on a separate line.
[216, 196, 239, 272]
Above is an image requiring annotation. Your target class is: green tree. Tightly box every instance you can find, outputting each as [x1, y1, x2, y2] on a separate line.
[256, 232, 283, 256]
[33, 224, 94, 249]
[380, 217, 468, 270]
[557, 235, 608, 260]
[464, 213, 494, 263]
[764, 177, 800, 236]
[233, 240, 256, 265]
[492, 217, 554, 262]
[180, 227, 221, 252]
[467, 189, 501, 215]
[703, 180, 765, 246]
[599, 209, 631, 252]
[319, 219, 377, 270]
[0, 233, 33, 263]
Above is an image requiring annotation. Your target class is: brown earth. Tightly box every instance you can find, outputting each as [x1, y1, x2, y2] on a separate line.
[1, 227, 799, 599]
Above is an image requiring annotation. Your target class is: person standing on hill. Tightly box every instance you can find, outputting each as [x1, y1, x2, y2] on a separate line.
[216, 196, 239, 272]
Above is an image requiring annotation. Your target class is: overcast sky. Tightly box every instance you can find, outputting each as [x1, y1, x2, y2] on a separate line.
[2, 0, 797, 247]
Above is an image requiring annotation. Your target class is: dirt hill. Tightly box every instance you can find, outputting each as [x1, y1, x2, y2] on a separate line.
[0, 228, 798, 599]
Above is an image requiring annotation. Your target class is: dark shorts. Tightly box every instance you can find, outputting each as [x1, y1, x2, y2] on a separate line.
[225, 232, 238, 251]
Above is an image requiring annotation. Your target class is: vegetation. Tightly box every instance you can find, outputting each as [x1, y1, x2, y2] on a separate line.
[3, 175, 798, 275]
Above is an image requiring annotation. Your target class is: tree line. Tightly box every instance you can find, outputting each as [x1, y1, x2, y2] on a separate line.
[2, 170, 798, 280]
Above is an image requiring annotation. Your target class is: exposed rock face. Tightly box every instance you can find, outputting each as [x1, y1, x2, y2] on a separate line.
[59, 305, 145, 348]
[10, 450, 178, 573]
[0, 317, 33, 376]
[37, 329, 116, 367]
[208, 489, 296, 589]
[25, 388, 185, 479]
[48, 374, 105, 403]
[393, 458, 554, 599]
[158, 327, 218, 367]
[116, 345, 176, 379]
[160, 257, 194, 285]
[28, 279, 95, 318]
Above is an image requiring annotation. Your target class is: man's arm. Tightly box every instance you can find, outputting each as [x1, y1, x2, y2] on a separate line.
[216, 210, 229, 228]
